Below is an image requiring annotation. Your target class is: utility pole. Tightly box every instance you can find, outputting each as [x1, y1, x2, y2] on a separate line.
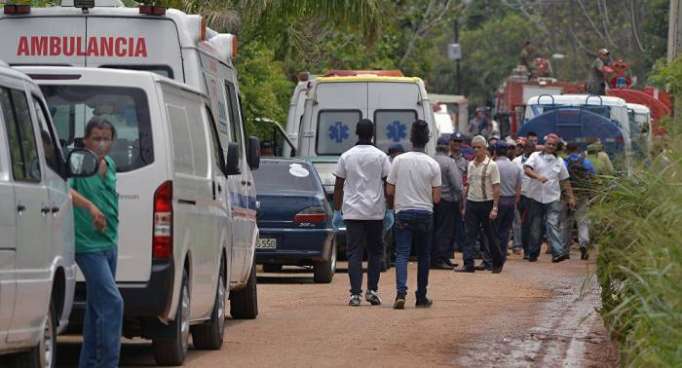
[454, 19, 461, 95]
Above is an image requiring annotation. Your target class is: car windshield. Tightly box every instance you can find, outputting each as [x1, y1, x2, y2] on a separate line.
[40, 85, 153, 173]
[254, 161, 321, 194]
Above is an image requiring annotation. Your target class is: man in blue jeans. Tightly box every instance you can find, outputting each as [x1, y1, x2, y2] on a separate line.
[387, 120, 441, 309]
[70, 117, 123, 368]
[523, 133, 576, 263]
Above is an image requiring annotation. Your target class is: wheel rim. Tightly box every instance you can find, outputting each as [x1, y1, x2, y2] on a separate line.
[217, 275, 226, 332]
[181, 282, 190, 351]
[40, 313, 54, 368]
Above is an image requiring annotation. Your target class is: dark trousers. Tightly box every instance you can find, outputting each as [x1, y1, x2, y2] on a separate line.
[395, 210, 433, 298]
[432, 200, 460, 264]
[345, 220, 384, 295]
[463, 200, 503, 269]
[495, 197, 516, 263]
[518, 195, 533, 255]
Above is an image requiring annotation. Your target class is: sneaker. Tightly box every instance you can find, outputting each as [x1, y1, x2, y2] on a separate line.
[348, 294, 362, 307]
[415, 296, 433, 308]
[552, 254, 570, 263]
[365, 290, 382, 306]
[474, 263, 488, 271]
[430, 261, 454, 270]
[393, 293, 406, 310]
[580, 247, 590, 260]
[492, 263, 504, 274]
[455, 266, 475, 273]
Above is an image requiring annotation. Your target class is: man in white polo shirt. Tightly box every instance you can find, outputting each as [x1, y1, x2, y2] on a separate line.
[333, 119, 393, 307]
[523, 133, 576, 263]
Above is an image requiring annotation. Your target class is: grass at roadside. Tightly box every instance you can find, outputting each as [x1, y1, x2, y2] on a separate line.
[591, 145, 682, 367]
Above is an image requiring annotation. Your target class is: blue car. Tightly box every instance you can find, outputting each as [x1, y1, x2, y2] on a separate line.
[253, 159, 337, 283]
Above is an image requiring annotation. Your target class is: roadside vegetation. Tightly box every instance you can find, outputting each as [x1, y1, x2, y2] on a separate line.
[591, 58, 682, 368]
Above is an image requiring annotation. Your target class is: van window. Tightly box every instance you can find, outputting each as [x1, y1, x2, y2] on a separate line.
[225, 82, 244, 146]
[204, 106, 225, 172]
[0, 88, 41, 182]
[32, 96, 63, 175]
[167, 105, 194, 175]
[374, 110, 418, 153]
[40, 85, 154, 173]
[316, 110, 362, 155]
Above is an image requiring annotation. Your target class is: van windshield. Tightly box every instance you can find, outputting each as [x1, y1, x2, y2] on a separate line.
[40, 85, 154, 173]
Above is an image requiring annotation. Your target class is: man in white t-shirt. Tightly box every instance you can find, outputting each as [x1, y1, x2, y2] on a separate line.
[387, 120, 441, 310]
[333, 119, 392, 307]
[523, 133, 576, 263]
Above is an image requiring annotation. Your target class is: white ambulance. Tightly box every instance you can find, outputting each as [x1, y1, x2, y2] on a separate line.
[285, 70, 438, 197]
[0, 0, 260, 354]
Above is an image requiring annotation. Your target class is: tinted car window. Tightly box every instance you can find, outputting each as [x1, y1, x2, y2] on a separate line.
[253, 161, 321, 193]
[40, 85, 153, 173]
[33, 96, 63, 175]
[1, 88, 41, 182]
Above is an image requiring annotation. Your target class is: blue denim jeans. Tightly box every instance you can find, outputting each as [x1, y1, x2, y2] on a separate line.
[528, 200, 565, 260]
[495, 197, 517, 263]
[75, 248, 123, 368]
[394, 210, 433, 298]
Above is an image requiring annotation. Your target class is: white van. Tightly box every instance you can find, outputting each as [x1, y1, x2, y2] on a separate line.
[0, 65, 97, 368]
[285, 71, 438, 196]
[0, 0, 260, 318]
[18, 66, 256, 365]
[626, 103, 651, 159]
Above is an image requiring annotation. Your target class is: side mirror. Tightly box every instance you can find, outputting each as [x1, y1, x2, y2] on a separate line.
[66, 148, 99, 178]
[248, 136, 261, 170]
[225, 142, 241, 176]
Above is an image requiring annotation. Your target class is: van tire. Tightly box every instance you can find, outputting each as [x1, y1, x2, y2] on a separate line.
[230, 260, 258, 319]
[262, 264, 282, 273]
[313, 241, 336, 283]
[153, 270, 190, 366]
[191, 260, 226, 350]
[13, 300, 57, 368]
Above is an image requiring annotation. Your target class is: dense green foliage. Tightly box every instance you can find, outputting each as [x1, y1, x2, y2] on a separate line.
[591, 58, 682, 367]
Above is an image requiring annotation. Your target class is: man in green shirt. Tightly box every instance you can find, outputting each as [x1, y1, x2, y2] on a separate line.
[70, 117, 123, 368]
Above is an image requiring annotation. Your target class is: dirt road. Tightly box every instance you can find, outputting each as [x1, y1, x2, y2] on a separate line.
[56, 249, 618, 367]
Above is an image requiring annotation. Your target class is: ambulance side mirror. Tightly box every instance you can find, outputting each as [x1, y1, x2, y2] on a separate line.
[248, 136, 260, 170]
[225, 143, 241, 176]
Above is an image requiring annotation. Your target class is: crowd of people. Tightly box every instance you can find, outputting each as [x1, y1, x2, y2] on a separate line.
[333, 118, 611, 309]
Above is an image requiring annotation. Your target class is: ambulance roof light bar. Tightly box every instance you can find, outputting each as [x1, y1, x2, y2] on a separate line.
[139, 1, 166, 16]
[4, 2, 31, 15]
[323, 70, 404, 78]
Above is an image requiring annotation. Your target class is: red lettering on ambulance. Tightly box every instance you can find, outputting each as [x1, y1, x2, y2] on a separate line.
[31, 36, 48, 56]
[16, 36, 29, 56]
[134, 38, 147, 58]
[63, 37, 75, 56]
[50, 37, 60, 56]
[114, 37, 126, 57]
[86, 38, 99, 57]
[99, 37, 113, 57]
[76, 37, 86, 56]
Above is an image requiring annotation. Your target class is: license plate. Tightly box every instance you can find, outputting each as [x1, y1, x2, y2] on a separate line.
[257, 238, 277, 249]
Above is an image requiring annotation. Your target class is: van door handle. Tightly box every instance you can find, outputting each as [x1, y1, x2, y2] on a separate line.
[51, 207, 60, 214]
[17, 205, 26, 213]
[178, 199, 197, 206]
[41, 207, 51, 215]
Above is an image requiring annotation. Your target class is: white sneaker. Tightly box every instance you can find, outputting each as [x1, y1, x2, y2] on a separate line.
[365, 290, 382, 306]
[349, 294, 362, 307]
